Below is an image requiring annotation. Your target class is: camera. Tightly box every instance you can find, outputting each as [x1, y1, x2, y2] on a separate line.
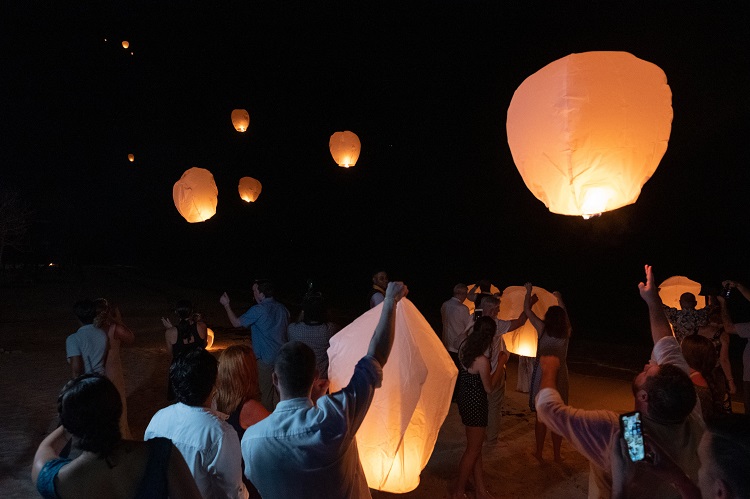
[721, 285, 732, 299]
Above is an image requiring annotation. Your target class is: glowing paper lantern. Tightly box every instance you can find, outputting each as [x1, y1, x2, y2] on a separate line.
[172, 167, 218, 223]
[231, 109, 250, 132]
[329, 131, 361, 167]
[206, 328, 215, 349]
[127, 154, 134, 162]
[462, 283, 502, 314]
[498, 286, 558, 357]
[238, 177, 262, 203]
[659, 276, 705, 310]
[328, 298, 456, 493]
[122, 41, 129, 49]
[506, 51, 672, 218]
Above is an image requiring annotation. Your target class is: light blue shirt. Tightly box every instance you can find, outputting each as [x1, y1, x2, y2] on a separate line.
[238, 298, 289, 364]
[241, 356, 382, 499]
[65, 324, 108, 374]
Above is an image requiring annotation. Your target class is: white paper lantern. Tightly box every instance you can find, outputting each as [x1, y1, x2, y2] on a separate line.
[172, 167, 218, 223]
[659, 276, 705, 310]
[231, 109, 250, 132]
[328, 298, 457, 493]
[329, 131, 361, 168]
[498, 286, 558, 357]
[507, 51, 672, 218]
[238, 177, 262, 203]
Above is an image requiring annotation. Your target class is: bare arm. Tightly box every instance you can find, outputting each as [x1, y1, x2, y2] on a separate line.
[638, 265, 673, 344]
[467, 284, 479, 303]
[196, 321, 208, 340]
[220, 292, 243, 328]
[367, 282, 408, 367]
[724, 280, 750, 303]
[31, 426, 68, 486]
[166, 443, 203, 499]
[523, 283, 544, 332]
[69, 355, 84, 378]
[164, 327, 177, 359]
[475, 355, 504, 393]
[718, 331, 736, 394]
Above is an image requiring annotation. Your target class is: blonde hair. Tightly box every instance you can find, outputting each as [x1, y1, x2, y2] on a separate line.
[215, 345, 261, 414]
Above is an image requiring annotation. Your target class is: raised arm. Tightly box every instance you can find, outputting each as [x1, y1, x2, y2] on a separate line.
[638, 265, 673, 344]
[220, 292, 243, 328]
[31, 426, 68, 486]
[523, 283, 544, 333]
[723, 280, 750, 303]
[367, 281, 408, 367]
[467, 283, 480, 303]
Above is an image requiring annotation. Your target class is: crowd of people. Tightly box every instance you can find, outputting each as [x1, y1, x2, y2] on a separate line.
[30, 268, 750, 498]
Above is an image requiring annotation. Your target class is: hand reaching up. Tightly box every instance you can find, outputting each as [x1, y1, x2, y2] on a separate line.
[385, 282, 408, 302]
[638, 265, 660, 304]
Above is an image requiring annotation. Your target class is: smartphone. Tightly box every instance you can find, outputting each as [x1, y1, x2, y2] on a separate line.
[474, 308, 483, 320]
[619, 411, 645, 462]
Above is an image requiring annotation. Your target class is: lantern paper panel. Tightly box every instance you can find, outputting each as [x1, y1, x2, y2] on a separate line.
[506, 51, 672, 218]
[659, 276, 705, 310]
[238, 177, 262, 203]
[328, 298, 457, 493]
[329, 131, 361, 167]
[462, 283, 502, 314]
[172, 167, 218, 223]
[231, 109, 250, 132]
[498, 286, 558, 357]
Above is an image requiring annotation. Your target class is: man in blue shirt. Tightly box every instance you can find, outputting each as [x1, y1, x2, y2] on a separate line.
[221, 279, 289, 411]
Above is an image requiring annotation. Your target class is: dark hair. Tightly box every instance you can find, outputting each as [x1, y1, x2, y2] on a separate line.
[681, 335, 722, 415]
[707, 414, 750, 498]
[170, 348, 218, 406]
[58, 374, 121, 457]
[175, 300, 193, 321]
[459, 316, 496, 369]
[274, 341, 316, 398]
[642, 363, 697, 424]
[74, 299, 98, 325]
[544, 306, 571, 339]
[255, 279, 274, 298]
[302, 293, 326, 324]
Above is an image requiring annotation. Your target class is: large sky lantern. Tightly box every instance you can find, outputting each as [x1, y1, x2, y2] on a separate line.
[329, 131, 361, 168]
[327, 299, 457, 493]
[231, 109, 250, 132]
[498, 285, 558, 357]
[238, 176, 262, 203]
[172, 167, 218, 223]
[659, 276, 706, 309]
[506, 51, 673, 219]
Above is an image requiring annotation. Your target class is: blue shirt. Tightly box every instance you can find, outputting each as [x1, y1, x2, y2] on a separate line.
[241, 356, 382, 499]
[238, 298, 289, 364]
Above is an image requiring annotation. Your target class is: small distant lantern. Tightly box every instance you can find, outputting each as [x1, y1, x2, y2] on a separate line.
[122, 40, 129, 49]
[659, 276, 706, 310]
[506, 51, 672, 218]
[498, 285, 558, 357]
[206, 328, 215, 349]
[329, 131, 361, 168]
[238, 177, 262, 203]
[231, 109, 250, 132]
[127, 154, 134, 162]
[172, 167, 218, 223]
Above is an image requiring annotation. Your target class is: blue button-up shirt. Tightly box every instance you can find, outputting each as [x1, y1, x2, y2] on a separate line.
[238, 298, 289, 364]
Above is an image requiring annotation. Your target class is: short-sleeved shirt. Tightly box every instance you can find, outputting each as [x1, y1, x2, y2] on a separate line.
[441, 297, 473, 353]
[242, 355, 382, 499]
[238, 298, 289, 364]
[65, 324, 108, 374]
[663, 307, 710, 342]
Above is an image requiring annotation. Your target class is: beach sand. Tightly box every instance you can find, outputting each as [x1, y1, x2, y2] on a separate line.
[1, 266, 642, 498]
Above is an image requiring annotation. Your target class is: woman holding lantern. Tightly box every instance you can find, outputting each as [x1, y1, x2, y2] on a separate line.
[452, 316, 506, 499]
[525, 283, 571, 463]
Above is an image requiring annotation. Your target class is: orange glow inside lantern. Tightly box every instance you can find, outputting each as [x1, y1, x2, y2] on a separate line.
[659, 276, 706, 310]
[329, 131, 361, 167]
[498, 286, 559, 357]
[206, 328, 215, 349]
[506, 51, 672, 218]
[238, 177, 262, 203]
[231, 109, 250, 132]
[127, 154, 134, 162]
[122, 40, 129, 49]
[462, 283, 502, 314]
[328, 299, 456, 493]
[172, 167, 218, 223]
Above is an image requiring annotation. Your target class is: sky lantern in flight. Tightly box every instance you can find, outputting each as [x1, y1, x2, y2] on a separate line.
[506, 51, 673, 218]
[172, 167, 218, 223]
[122, 40, 129, 49]
[238, 176, 262, 202]
[328, 298, 456, 493]
[498, 285, 558, 357]
[329, 131, 361, 167]
[127, 154, 134, 162]
[659, 276, 706, 309]
[231, 109, 250, 132]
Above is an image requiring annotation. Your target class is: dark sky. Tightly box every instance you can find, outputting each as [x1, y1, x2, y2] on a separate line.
[3, 2, 750, 339]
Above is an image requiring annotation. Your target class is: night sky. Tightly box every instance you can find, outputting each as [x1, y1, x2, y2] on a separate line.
[3, 2, 750, 341]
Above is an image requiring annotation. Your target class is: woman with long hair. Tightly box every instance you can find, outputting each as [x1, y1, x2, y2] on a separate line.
[526, 283, 571, 463]
[451, 316, 505, 499]
[162, 300, 207, 400]
[32, 374, 200, 499]
[215, 345, 270, 439]
[94, 298, 135, 439]
[681, 334, 724, 421]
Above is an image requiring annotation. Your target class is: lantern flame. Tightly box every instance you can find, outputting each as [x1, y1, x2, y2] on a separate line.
[580, 187, 613, 219]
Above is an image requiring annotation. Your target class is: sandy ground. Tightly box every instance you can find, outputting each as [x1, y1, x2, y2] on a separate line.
[0, 266, 646, 498]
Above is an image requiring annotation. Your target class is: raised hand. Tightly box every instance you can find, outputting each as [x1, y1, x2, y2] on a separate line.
[638, 265, 660, 304]
[219, 292, 231, 307]
[385, 281, 408, 302]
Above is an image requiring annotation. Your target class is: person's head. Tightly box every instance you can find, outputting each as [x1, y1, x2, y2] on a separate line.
[253, 279, 274, 303]
[632, 362, 696, 423]
[459, 316, 496, 369]
[175, 299, 193, 321]
[479, 295, 500, 317]
[58, 374, 121, 456]
[698, 414, 750, 499]
[273, 341, 317, 399]
[372, 271, 389, 290]
[544, 305, 571, 339]
[215, 345, 260, 414]
[681, 334, 717, 377]
[679, 292, 698, 310]
[453, 283, 469, 302]
[478, 279, 492, 293]
[74, 299, 98, 325]
[93, 298, 110, 328]
[302, 292, 326, 324]
[170, 348, 218, 407]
